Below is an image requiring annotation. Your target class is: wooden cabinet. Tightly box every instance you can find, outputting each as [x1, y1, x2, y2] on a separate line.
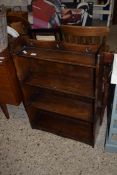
[0, 48, 22, 118]
[12, 38, 108, 146]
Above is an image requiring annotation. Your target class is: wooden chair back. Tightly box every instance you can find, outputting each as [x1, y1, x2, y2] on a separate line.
[59, 25, 110, 53]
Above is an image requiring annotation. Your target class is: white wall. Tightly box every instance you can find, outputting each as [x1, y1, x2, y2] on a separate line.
[0, 0, 28, 6]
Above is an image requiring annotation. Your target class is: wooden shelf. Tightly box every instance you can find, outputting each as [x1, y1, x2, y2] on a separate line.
[32, 92, 93, 122]
[31, 110, 93, 145]
[18, 47, 96, 68]
[25, 73, 95, 99]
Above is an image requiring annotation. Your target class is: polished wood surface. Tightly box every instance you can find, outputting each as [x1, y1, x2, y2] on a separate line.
[0, 48, 22, 118]
[60, 25, 109, 52]
[32, 110, 93, 145]
[31, 91, 93, 122]
[12, 26, 112, 146]
[12, 41, 103, 146]
[60, 25, 109, 37]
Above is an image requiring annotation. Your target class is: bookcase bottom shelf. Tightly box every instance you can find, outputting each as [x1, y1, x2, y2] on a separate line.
[29, 110, 94, 146]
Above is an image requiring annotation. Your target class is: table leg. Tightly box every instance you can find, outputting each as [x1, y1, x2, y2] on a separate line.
[0, 103, 10, 119]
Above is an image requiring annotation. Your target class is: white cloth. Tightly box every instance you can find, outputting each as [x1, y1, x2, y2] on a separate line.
[111, 54, 117, 84]
[7, 26, 19, 38]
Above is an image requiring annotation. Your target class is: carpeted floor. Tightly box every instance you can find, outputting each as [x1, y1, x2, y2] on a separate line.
[0, 24, 117, 175]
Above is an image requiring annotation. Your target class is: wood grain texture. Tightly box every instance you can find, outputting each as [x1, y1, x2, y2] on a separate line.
[12, 26, 111, 146]
[0, 48, 22, 118]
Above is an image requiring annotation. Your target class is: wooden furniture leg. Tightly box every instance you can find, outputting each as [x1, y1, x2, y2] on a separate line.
[0, 103, 10, 119]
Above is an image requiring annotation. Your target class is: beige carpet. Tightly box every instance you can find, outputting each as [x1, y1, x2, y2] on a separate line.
[0, 25, 117, 175]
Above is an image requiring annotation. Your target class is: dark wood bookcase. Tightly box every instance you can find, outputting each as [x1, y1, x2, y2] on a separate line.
[12, 36, 111, 146]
